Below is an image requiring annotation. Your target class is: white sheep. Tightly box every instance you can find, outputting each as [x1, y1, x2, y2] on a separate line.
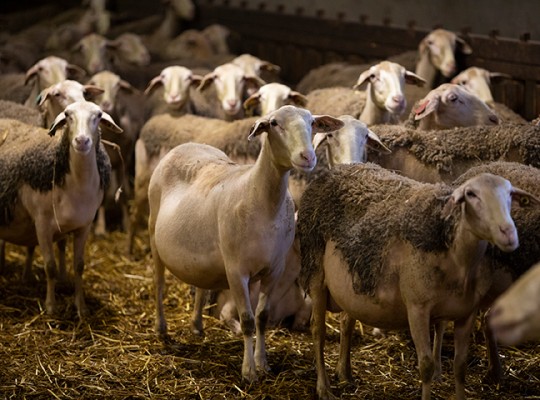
[297, 162, 538, 400]
[489, 262, 540, 346]
[148, 105, 343, 382]
[196, 62, 265, 120]
[304, 61, 425, 125]
[412, 83, 499, 130]
[202, 24, 232, 55]
[232, 53, 281, 87]
[0, 101, 122, 317]
[144, 65, 204, 116]
[243, 82, 308, 117]
[415, 28, 473, 88]
[450, 67, 527, 124]
[24, 56, 85, 108]
[37, 79, 104, 127]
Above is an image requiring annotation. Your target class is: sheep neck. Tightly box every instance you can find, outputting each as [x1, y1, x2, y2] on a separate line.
[360, 86, 390, 125]
[415, 54, 437, 88]
[247, 134, 290, 214]
[64, 140, 100, 190]
[448, 216, 488, 295]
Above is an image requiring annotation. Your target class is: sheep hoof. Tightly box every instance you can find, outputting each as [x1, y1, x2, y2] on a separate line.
[316, 386, 338, 400]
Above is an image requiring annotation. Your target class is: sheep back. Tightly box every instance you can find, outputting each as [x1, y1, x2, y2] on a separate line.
[298, 162, 453, 296]
[0, 100, 43, 126]
[0, 119, 110, 226]
[306, 87, 366, 118]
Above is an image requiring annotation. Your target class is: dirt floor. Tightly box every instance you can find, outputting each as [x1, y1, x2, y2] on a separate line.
[0, 231, 539, 399]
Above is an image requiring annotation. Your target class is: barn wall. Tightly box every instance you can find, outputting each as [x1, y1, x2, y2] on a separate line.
[194, 0, 540, 120]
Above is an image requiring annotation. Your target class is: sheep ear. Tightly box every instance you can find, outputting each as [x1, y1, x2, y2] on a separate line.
[245, 75, 266, 88]
[243, 92, 261, 115]
[197, 73, 216, 92]
[119, 79, 136, 93]
[289, 91, 308, 107]
[67, 63, 86, 79]
[367, 129, 392, 154]
[24, 64, 39, 85]
[144, 75, 163, 96]
[259, 61, 281, 74]
[312, 115, 345, 133]
[353, 69, 374, 90]
[441, 187, 465, 218]
[99, 112, 123, 133]
[456, 36, 473, 55]
[511, 187, 540, 208]
[312, 132, 329, 150]
[247, 118, 268, 140]
[489, 72, 512, 83]
[83, 85, 105, 99]
[36, 88, 51, 106]
[405, 71, 426, 87]
[49, 112, 67, 136]
[414, 97, 439, 120]
[190, 74, 203, 87]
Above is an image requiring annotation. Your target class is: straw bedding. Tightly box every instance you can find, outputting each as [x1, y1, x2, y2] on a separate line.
[0, 230, 538, 399]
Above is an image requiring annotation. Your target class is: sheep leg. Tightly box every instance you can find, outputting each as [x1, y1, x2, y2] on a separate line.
[336, 312, 355, 383]
[94, 206, 107, 237]
[481, 310, 502, 384]
[151, 234, 168, 337]
[57, 238, 67, 283]
[453, 313, 475, 400]
[310, 270, 336, 400]
[22, 246, 35, 283]
[227, 271, 257, 382]
[408, 307, 434, 400]
[432, 320, 447, 381]
[72, 226, 91, 319]
[254, 276, 276, 374]
[191, 287, 206, 336]
[35, 224, 57, 316]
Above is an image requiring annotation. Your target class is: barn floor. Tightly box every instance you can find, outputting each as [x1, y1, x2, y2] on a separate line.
[0, 231, 538, 399]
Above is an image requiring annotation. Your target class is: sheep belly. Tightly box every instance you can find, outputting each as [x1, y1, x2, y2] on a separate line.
[322, 240, 410, 329]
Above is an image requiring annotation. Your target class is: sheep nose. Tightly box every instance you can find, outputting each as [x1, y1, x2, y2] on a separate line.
[75, 136, 91, 147]
[101, 101, 112, 112]
[227, 99, 238, 109]
[300, 150, 316, 165]
[392, 95, 405, 105]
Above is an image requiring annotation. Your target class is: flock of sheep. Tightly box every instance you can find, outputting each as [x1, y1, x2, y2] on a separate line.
[1, 0, 540, 399]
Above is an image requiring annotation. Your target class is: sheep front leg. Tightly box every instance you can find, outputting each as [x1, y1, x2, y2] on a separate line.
[453, 312, 475, 400]
[336, 312, 356, 383]
[255, 276, 277, 374]
[481, 311, 502, 383]
[36, 224, 57, 316]
[432, 320, 447, 380]
[408, 306, 434, 400]
[227, 271, 257, 382]
[22, 246, 36, 283]
[310, 270, 335, 400]
[72, 226, 91, 319]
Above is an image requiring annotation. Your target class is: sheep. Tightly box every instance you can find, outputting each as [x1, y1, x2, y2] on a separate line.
[196, 62, 265, 120]
[243, 82, 308, 117]
[305, 61, 425, 125]
[202, 24, 232, 56]
[162, 29, 215, 61]
[296, 61, 371, 94]
[0, 73, 32, 104]
[148, 105, 343, 382]
[71, 33, 110, 75]
[37, 79, 104, 127]
[415, 28, 472, 88]
[86, 70, 145, 234]
[297, 162, 538, 400]
[24, 56, 85, 108]
[443, 161, 540, 382]
[368, 122, 540, 184]
[0, 101, 122, 317]
[144, 65, 204, 117]
[489, 262, 540, 346]
[450, 67, 527, 124]
[232, 53, 281, 88]
[411, 83, 499, 130]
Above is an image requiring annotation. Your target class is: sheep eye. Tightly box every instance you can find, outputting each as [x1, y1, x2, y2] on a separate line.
[270, 119, 278, 127]
[449, 94, 458, 102]
[96, 111, 103, 119]
[520, 196, 530, 206]
[465, 190, 476, 198]
[460, 80, 468, 85]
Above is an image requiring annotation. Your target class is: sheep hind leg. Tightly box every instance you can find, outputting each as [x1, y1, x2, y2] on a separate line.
[191, 287, 207, 336]
[22, 246, 36, 283]
[72, 226, 91, 319]
[336, 312, 356, 384]
[151, 234, 168, 338]
[432, 320, 447, 381]
[482, 311, 503, 384]
[453, 312, 476, 400]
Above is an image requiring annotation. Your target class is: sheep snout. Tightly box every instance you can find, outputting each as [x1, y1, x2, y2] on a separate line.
[73, 135, 92, 153]
[295, 150, 317, 171]
[495, 223, 519, 252]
